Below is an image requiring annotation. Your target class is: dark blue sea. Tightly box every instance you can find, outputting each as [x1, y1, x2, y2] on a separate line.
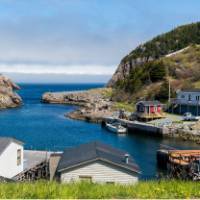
[0, 83, 199, 179]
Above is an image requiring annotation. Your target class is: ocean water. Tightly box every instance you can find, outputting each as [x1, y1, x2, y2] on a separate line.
[0, 83, 199, 179]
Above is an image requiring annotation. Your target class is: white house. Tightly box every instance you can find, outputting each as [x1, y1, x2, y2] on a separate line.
[55, 141, 140, 185]
[0, 137, 24, 178]
[175, 89, 200, 105]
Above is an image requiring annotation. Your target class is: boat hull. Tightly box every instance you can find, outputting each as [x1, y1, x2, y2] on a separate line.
[105, 123, 127, 134]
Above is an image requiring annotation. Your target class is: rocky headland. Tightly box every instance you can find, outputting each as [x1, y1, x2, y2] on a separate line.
[107, 22, 200, 103]
[0, 74, 22, 109]
[42, 88, 114, 123]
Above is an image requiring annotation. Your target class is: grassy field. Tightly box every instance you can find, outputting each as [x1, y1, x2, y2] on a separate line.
[113, 102, 134, 112]
[1, 180, 200, 199]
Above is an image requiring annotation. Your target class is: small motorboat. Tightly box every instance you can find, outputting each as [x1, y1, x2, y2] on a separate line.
[105, 122, 127, 134]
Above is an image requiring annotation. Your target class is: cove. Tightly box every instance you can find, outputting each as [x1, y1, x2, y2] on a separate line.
[0, 83, 199, 179]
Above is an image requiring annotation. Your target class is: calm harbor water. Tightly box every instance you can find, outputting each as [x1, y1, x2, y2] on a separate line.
[0, 83, 200, 179]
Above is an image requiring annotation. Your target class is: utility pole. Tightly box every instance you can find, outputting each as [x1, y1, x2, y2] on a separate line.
[168, 77, 171, 104]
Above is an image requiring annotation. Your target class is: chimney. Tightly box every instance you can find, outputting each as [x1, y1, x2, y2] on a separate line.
[124, 153, 130, 164]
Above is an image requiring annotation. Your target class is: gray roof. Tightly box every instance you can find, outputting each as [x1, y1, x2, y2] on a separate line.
[181, 89, 200, 93]
[57, 141, 140, 174]
[136, 101, 161, 106]
[0, 137, 23, 155]
[23, 150, 52, 171]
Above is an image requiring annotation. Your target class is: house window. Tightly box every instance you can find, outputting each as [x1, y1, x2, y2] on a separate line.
[181, 95, 185, 99]
[196, 96, 200, 101]
[188, 94, 192, 101]
[106, 181, 115, 184]
[79, 176, 92, 182]
[17, 149, 21, 166]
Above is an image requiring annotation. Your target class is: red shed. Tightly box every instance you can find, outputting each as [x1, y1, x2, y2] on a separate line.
[135, 101, 165, 121]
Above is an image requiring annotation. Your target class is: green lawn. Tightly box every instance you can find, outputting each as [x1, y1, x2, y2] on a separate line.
[0, 180, 200, 199]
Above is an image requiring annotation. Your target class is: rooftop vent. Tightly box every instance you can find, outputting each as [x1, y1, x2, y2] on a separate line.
[124, 153, 130, 164]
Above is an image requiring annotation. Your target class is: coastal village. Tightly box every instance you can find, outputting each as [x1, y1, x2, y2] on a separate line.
[0, 0, 200, 198]
[1, 22, 200, 186]
[42, 86, 200, 180]
[1, 72, 200, 182]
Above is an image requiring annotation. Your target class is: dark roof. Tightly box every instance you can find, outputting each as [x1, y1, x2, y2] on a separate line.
[0, 137, 23, 155]
[181, 89, 200, 93]
[136, 101, 161, 106]
[57, 141, 140, 174]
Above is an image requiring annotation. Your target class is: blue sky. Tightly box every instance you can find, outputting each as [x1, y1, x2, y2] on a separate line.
[0, 0, 200, 82]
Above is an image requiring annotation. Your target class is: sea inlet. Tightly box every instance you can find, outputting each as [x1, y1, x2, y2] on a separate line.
[0, 83, 199, 179]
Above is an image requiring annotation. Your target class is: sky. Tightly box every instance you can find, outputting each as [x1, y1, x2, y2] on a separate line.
[0, 0, 200, 83]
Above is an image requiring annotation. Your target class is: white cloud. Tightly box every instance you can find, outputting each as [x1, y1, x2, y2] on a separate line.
[0, 63, 115, 75]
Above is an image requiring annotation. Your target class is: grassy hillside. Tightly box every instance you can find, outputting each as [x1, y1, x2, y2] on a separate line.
[0, 180, 200, 198]
[109, 22, 200, 105]
[113, 45, 200, 103]
[122, 22, 200, 63]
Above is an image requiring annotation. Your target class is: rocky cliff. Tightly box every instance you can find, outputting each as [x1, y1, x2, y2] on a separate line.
[107, 22, 200, 103]
[108, 22, 200, 87]
[0, 75, 22, 109]
[107, 57, 147, 87]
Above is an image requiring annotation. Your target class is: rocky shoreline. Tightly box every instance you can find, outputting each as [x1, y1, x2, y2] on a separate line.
[163, 121, 200, 144]
[0, 75, 22, 109]
[41, 87, 200, 144]
[42, 88, 114, 123]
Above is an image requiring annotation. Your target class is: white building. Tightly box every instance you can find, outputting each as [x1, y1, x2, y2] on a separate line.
[55, 141, 140, 185]
[0, 137, 24, 178]
[175, 89, 200, 105]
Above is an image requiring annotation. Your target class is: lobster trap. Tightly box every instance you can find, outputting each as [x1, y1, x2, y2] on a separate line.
[168, 150, 200, 180]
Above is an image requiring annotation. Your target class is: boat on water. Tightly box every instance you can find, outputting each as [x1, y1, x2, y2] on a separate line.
[105, 122, 127, 134]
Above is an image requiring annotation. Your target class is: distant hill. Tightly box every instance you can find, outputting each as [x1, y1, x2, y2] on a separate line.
[108, 22, 200, 103]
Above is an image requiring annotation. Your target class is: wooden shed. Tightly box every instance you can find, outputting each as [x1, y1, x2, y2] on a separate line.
[55, 141, 140, 185]
[135, 101, 165, 121]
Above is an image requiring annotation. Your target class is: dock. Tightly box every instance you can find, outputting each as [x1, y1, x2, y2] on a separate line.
[102, 117, 169, 136]
[157, 144, 177, 170]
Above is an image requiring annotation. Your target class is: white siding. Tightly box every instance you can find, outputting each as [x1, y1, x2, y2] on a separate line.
[60, 161, 138, 185]
[177, 91, 200, 105]
[0, 142, 23, 178]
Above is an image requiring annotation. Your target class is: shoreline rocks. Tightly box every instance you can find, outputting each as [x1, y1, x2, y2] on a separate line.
[42, 88, 114, 123]
[0, 75, 22, 109]
[161, 121, 200, 144]
[42, 87, 200, 143]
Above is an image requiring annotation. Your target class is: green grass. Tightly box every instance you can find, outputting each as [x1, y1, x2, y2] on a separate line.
[113, 102, 134, 112]
[1, 180, 200, 199]
[101, 88, 113, 98]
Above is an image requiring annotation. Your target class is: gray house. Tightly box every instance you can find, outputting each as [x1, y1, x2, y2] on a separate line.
[53, 141, 140, 185]
[171, 89, 200, 115]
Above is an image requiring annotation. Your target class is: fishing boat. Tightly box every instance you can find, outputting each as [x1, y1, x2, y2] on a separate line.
[105, 122, 127, 134]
